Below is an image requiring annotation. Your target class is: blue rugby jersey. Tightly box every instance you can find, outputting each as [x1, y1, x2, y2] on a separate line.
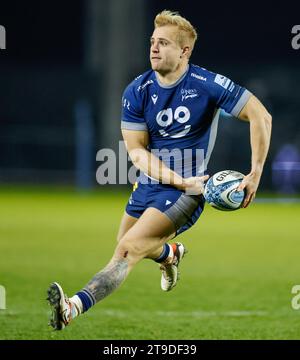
[121, 64, 251, 180]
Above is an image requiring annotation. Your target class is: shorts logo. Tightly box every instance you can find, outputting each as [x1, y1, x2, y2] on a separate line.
[214, 74, 230, 89]
[133, 182, 138, 191]
[165, 200, 172, 206]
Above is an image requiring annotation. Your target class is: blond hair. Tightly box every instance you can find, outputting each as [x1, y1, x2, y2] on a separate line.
[154, 10, 198, 52]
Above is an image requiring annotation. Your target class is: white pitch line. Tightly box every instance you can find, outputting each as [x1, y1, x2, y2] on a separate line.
[0, 309, 268, 318]
[101, 309, 268, 318]
[157, 310, 268, 318]
[255, 198, 300, 203]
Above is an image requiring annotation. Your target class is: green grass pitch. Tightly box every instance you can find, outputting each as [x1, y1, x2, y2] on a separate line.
[0, 187, 300, 339]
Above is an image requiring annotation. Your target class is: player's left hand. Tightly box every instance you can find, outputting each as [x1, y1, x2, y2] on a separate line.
[237, 172, 261, 208]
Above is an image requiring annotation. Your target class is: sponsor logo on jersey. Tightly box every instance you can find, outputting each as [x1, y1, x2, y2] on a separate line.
[228, 82, 235, 93]
[122, 97, 130, 110]
[181, 88, 198, 101]
[214, 74, 231, 89]
[137, 79, 154, 92]
[156, 106, 191, 138]
[234, 87, 241, 99]
[191, 72, 207, 81]
[151, 94, 158, 104]
[159, 125, 191, 138]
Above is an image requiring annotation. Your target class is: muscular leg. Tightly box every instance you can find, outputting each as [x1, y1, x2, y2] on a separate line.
[48, 208, 178, 329]
[83, 208, 175, 304]
[116, 210, 174, 257]
[114, 207, 176, 267]
[116, 211, 138, 243]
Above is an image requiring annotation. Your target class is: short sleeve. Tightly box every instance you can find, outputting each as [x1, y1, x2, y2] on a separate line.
[206, 72, 252, 117]
[121, 84, 148, 131]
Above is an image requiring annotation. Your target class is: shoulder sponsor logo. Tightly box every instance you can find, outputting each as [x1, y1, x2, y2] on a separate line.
[181, 88, 198, 101]
[214, 74, 231, 89]
[191, 72, 207, 81]
[151, 94, 158, 104]
[234, 87, 241, 99]
[228, 82, 235, 93]
[137, 79, 154, 92]
[134, 74, 142, 81]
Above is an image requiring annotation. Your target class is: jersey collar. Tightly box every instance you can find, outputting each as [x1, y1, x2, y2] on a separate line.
[155, 64, 190, 89]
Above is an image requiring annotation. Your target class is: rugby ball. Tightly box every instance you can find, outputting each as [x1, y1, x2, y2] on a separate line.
[204, 170, 245, 211]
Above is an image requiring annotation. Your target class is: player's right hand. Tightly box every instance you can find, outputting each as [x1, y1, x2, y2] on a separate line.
[182, 175, 209, 195]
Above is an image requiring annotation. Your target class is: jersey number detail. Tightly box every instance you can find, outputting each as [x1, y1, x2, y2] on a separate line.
[156, 106, 191, 138]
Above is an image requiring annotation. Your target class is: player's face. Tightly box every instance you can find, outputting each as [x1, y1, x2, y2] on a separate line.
[150, 25, 183, 74]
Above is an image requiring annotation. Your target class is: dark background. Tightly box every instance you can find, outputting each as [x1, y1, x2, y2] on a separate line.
[1, 1, 298, 65]
[0, 0, 299, 192]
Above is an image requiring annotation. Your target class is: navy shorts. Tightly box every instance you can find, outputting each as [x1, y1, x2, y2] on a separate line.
[125, 182, 205, 236]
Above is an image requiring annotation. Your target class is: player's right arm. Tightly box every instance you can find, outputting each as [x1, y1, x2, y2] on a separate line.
[122, 129, 208, 194]
[122, 129, 181, 187]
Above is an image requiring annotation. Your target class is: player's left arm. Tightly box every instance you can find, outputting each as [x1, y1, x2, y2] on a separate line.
[236, 95, 272, 208]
